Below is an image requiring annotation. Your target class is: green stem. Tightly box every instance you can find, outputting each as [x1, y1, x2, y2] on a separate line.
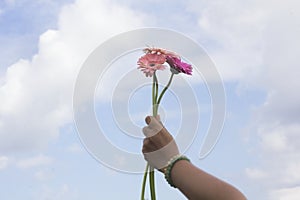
[157, 73, 175, 105]
[149, 166, 156, 200]
[152, 72, 158, 117]
[154, 73, 158, 104]
[149, 72, 158, 200]
[142, 72, 175, 200]
[141, 163, 149, 200]
[152, 73, 156, 116]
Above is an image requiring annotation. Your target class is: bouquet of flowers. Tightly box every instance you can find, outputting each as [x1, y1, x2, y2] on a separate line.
[137, 47, 192, 200]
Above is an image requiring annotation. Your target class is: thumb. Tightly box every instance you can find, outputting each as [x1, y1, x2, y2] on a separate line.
[145, 116, 152, 125]
[145, 116, 163, 129]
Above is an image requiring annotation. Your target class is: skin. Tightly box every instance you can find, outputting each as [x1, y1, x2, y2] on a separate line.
[142, 116, 247, 200]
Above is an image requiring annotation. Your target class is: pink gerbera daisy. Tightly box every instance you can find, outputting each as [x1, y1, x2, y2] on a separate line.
[143, 47, 180, 59]
[137, 54, 166, 77]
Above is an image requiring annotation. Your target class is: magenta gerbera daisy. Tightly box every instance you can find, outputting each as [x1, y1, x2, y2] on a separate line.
[166, 56, 192, 75]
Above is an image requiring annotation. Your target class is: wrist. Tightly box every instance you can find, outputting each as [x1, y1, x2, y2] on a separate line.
[164, 155, 190, 188]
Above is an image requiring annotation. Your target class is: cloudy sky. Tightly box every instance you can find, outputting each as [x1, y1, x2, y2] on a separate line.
[1, 0, 300, 199]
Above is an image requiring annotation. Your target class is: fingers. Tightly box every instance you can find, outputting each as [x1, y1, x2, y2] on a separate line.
[142, 139, 150, 153]
[142, 116, 180, 170]
[143, 116, 163, 137]
[142, 121, 175, 153]
[145, 115, 160, 125]
[142, 136, 176, 153]
[142, 138, 156, 153]
[142, 138, 180, 169]
[142, 126, 154, 137]
[142, 126, 162, 137]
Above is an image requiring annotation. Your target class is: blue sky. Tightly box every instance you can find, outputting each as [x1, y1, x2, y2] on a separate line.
[1, 0, 300, 199]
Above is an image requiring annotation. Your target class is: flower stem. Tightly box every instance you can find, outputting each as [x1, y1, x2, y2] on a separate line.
[148, 72, 158, 200]
[152, 72, 158, 116]
[141, 163, 149, 200]
[157, 73, 175, 105]
[154, 73, 158, 104]
[149, 166, 156, 200]
[145, 72, 174, 200]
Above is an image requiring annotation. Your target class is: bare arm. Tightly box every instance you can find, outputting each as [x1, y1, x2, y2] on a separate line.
[171, 160, 246, 200]
[142, 116, 247, 200]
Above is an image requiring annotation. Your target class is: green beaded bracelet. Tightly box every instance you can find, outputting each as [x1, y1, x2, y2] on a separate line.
[164, 155, 190, 188]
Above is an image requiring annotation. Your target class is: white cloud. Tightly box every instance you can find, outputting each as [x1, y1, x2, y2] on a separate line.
[245, 167, 267, 180]
[34, 168, 54, 181]
[259, 127, 288, 152]
[33, 184, 78, 200]
[17, 154, 53, 169]
[0, 0, 146, 153]
[0, 156, 9, 170]
[248, 42, 300, 200]
[246, 1, 300, 195]
[184, 0, 300, 198]
[270, 186, 300, 200]
[66, 143, 83, 153]
[186, 0, 267, 82]
[244, 124, 300, 196]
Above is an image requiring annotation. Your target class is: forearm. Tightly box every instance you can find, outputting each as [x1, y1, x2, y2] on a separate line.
[171, 160, 247, 200]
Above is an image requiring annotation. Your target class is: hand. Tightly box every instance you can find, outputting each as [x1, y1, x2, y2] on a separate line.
[142, 116, 179, 171]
